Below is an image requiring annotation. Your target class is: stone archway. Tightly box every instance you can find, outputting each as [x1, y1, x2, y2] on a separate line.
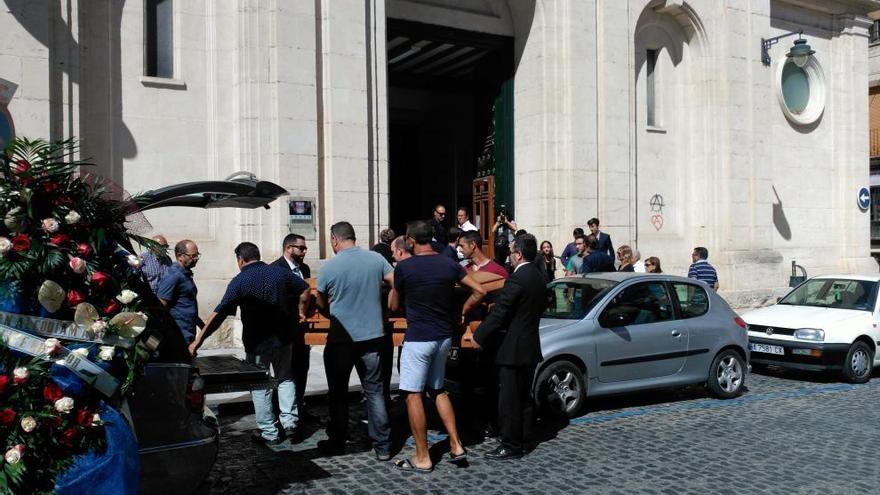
[632, 0, 712, 268]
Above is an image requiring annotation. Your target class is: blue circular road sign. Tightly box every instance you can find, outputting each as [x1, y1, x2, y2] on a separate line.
[858, 187, 871, 210]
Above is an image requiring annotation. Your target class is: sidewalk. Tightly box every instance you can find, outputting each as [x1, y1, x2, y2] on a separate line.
[200, 346, 400, 408]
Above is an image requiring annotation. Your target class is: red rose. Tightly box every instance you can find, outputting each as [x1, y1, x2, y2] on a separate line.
[76, 243, 93, 258]
[60, 427, 79, 448]
[49, 233, 71, 246]
[56, 195, 73, 206]
[0, 376, 8, 394]
[91, 271, 110, 290]
[0, 408, 17, 425]
[43, 382, 63, 403]
[42, 181, 59, 194]
[75, 408, 93, 427]
[12, 159, 30, 175]
[11, 234, 30, 252]
[66, 290, 85, 308]
[103, 300, 121, 316]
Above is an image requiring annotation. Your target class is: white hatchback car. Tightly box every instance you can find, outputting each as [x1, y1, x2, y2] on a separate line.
[742, 275, 880, 383]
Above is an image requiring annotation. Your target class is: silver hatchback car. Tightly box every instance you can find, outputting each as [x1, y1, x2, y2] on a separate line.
[535, 273, 749, 417]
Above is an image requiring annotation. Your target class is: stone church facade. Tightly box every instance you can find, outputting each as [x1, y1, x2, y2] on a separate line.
[2, 0, 879, 343]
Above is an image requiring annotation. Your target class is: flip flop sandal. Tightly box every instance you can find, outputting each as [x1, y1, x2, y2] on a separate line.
[449, 448, 468, 463]
[393, 458, 433, 473]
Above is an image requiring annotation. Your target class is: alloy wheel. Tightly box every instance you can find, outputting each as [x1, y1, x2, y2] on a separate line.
[547, 371, 580, 414]
[716, 355, 743, 394]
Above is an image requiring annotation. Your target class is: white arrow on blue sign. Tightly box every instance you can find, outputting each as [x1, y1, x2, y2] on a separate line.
[858, 187, 871, 210]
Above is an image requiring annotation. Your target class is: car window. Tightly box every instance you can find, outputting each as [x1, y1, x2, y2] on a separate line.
[672, 282, 709, 318]
[779, 279, 878, 311]
[600, 281, 674, 327]
[544, 279, 618, 319]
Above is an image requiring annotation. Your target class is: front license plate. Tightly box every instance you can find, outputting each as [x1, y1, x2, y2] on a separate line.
[749, 343, 784, 355]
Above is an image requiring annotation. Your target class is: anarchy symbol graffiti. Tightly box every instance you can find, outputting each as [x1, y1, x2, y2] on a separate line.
[649, 194, 665, 212]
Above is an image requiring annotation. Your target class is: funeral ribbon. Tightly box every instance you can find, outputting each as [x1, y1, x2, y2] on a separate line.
[0, 321, 120, 397]
[0, 311, 135, 349]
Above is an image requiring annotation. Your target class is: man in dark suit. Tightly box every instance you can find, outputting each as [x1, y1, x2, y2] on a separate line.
[271, 233, 317, 423]
[587, 217, 614, 260]
[473, 233, 548, 460]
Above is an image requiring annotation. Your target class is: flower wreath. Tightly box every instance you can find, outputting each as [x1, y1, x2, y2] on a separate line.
[0, 138, 162, 493]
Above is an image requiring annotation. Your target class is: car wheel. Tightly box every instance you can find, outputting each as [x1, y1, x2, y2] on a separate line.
[841, 341, 873, 384]
[706, 349, 745, 399]
[535, 360, 586, 419]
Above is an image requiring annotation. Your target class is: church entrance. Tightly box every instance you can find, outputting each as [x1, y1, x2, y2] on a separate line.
[387, 19, 514, 241]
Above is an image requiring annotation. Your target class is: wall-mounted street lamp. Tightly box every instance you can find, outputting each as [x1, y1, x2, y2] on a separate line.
[761, 30, 815, 66]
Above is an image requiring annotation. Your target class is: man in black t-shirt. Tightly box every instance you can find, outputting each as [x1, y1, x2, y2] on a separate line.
[389, 221, 486, 473]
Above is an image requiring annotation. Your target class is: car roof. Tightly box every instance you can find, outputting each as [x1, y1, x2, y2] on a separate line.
[553, 272, 704, 285]
[810, 274, 880, 282]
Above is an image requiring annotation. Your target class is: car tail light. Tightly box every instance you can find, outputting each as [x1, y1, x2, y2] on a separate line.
[186, 375, 206, 413]
[734, 316, 747, 329]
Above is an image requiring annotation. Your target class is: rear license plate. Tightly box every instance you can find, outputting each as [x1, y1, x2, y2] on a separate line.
[749, 343, 784, 355]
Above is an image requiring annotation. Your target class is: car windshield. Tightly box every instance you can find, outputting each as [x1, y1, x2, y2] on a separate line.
[779, 278, 879, 311]
[544, 278, 619, 320]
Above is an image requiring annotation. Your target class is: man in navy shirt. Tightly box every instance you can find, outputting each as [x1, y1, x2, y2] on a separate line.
[389, 220, 485, 472]
[688, 246, 719, 290]
[157, 240, 204, 343]
[559, 228, 584, 268]
[583, 235, 615, 273]
[189, 242, 310, 445]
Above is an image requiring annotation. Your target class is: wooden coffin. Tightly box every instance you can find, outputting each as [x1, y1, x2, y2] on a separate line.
[302, 270, 505, 348]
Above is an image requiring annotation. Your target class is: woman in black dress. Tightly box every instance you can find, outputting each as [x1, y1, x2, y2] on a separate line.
[617, 245, 635, 272]
[540, 240, 557, 281]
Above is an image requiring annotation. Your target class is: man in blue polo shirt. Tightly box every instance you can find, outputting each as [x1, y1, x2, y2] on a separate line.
[688, 246, 719, 290]
[157, 239, 204, 343]
[189, 242, 310, 445]
[315, 221, 394, 460]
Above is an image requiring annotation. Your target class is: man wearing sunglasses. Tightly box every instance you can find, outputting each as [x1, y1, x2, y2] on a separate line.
[158, 239, 204, 344]
[271, 233, 317, 424]
[430, 204, 448, 247]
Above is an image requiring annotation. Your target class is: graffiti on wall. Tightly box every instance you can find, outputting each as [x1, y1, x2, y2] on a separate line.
[649, 193, 664, 231]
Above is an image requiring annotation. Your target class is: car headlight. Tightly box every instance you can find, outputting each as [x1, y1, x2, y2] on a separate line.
[794, 328, 824, 341]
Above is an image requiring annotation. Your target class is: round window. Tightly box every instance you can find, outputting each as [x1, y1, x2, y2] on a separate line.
[775, 56, 825, 126]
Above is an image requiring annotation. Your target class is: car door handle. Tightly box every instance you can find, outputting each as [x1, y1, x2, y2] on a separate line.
[671, 330, 682, 339]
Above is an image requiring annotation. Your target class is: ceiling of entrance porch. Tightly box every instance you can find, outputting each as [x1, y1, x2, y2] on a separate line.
[386, 19, 513, 89]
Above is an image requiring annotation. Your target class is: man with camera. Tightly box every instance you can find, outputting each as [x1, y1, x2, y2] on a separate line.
[492, 206, 517, 267]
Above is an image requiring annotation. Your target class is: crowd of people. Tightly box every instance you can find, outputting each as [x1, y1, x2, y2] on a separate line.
[136, 203, 721, 471]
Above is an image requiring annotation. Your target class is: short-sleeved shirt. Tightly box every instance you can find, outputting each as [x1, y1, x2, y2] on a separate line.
[214, 261, 309, 353]
[394, 254, 467, 342]
[141, 251, 172, 293]
[567, 253, 586, 274]
[466, 259, 509, 279]
[157, 264, 199, 343]
[317, 247, 392, 343]
[688, 260, 718, 288]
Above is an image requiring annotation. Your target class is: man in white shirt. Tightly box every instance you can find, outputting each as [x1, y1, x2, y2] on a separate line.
[456, 206, 479, 232]
[632, 249, 646, 273]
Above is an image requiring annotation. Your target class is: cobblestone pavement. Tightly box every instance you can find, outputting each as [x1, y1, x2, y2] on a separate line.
[194, 368, 880, 495]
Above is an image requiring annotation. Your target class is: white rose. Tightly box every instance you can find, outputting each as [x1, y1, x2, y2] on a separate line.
[71, 348, 89, 358]
[98, 345, 115, 361]
[64, 210, 81, 224]
[127, 254, 142, 268]
[68, 256, 87, 274]
[91, 413, 102, 425]
[54, 397, 74, 414]
[20, 417, 36, 433]
[116, 289, 138, 305]
[41, 217, 60, 233]
[4, 446, 23, 465]
[91, 320, 108, 335]
[12, 367, 28, 381]
[0, 237, 10, 256]
[43, 338, 61, 356]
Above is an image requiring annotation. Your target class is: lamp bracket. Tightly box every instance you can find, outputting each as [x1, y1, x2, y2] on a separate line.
[761, 29, 803, 66]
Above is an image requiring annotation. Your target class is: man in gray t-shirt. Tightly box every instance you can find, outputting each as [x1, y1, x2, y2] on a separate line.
[315, 221, 393, 459]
